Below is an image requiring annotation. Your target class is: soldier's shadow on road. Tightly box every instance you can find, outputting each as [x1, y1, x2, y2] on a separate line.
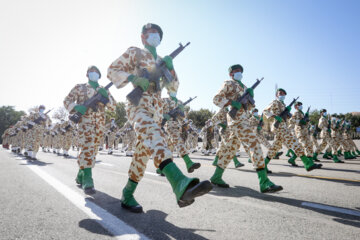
[19, 159, 53, 166]
[209, 185, 360, 228]
[79, 190, 212, 240]
[233, 168, 360, 187]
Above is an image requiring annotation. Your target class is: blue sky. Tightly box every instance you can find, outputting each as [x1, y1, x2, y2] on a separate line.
[0, 0, 359, 116]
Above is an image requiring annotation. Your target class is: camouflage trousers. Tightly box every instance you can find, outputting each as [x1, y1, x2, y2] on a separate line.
[217, 119, 265, 169]
[268, 125, 305, 159]
[295, 130, 314, 157]
[316, 134, 337, 154]
[126, 107, 172, 183]
[62, 133, 73, 151]
[256, 131, 272, 149]
[77, 115, 104, 169]
[165, 120, 188, 157]
[26, 127, 43, 152]
[107, 132, 117, 149]
[310, 135, 319, 150]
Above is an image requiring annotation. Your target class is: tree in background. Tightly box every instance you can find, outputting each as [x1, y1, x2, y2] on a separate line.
[187, 108, 214, 129]
[52, 107, 68, 122]
[0, 106, 25, 143]
[112, 102, 128, 128]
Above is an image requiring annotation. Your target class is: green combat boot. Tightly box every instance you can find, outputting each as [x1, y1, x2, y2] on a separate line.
[121, 179, 143, 213]
[210, 166, 230, 188]
[82, 168, 95, 194]
[337, 150, 343, 156]
[156, 168, 165, 176]
[356, 150, 360, 155]
[233, 156, 244, 168]
[212, 156, 219, 166]
[182, 154, 201, 173]
[257, 168, 283, 193]
[75, 169, 83, 186]
[273, 151, 283, 159]
[288, 154, 298, 167]
[351, 151, 358, 158]
[265, 157, 272, 174]
[313, 152, 320, 162]
[162, 161, 213, 208]
[322, 152, 332, 159]
[300, 155, 322, 171]
[333, 154, 344, 163]
[248, 158, 252, 163]
[344, 152, 352, 160]
[286, 149, 294, 157]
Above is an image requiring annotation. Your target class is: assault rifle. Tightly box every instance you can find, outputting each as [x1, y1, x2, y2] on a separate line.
[69, 82, 113, 123]
[229, 78, 264, 119]
[302, 106, 311, 123]
[274, 97, 299, 128]
[28, 109, 52, 129]
[161, 96, 197, 127]
[126, 42, 191, 106]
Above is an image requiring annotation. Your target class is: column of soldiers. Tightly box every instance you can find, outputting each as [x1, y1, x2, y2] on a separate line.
[2, 22, 360, 215]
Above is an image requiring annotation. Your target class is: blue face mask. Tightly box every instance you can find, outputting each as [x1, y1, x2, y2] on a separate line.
[253, 112, 259, 117]
[298, 105, 303, 110]
[278, 95, 285, 101]
[146, 33, 161, 47]
[323, 112, 327, 117]
[88, 72, 100, 82]
[39, 109, 45, 113]
[233, 72, 243, 81]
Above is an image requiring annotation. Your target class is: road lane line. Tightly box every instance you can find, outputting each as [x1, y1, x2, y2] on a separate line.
[98, 162, 114, 167]
[296, 174, 360, 183]
[21, 160, 150, 240]
[301, 202, 360, 217]
[144, 171, 160, 176]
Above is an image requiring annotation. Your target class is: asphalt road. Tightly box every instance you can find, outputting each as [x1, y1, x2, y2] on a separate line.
[1, 141, 360, 240]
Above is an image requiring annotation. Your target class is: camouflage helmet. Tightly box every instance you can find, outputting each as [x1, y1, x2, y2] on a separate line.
[295, 101, 302, 106]
[252, 108, 258, 113]
[142, 23, 163, 40]
[228, 64, 243, 74]
[320, 109, 327, 113]
[87, 65, 101, 78]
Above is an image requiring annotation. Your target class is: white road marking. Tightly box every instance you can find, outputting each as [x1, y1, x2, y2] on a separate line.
[301, 202, 360, 217]
[21, 160, 150, 240]
[98, 162, 114, 167]
[144, 171, 160, 176]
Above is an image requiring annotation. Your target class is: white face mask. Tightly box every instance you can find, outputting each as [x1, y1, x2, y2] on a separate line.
[233, 72, 243, 81]
[39, 109, 45, 113]
[323, 112, 327, 117]
[146, 33, 161, 47]
[298, 105, 303, 110]
[278, 95, 285, 101]
[253, 112, 259, 117]
[88, 71, 100, 82]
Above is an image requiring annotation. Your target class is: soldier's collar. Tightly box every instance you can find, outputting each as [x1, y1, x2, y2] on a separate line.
[145, 45, 157, 60]
[254, 115, 260, 120]
[231, 79, 244, 88]
[88, 80, 99, 90]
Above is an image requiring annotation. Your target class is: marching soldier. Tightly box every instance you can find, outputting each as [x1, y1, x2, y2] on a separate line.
[263, 88, 322, 171]
[64, 65, 116, 194]
[107, 23, 212, 212]
[210, 64, 282, 193]
[106, 118, 118, 155]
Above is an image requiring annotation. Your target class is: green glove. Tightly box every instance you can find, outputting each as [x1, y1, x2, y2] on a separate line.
[274, 116, 283, 123]
[224, 107, 229, 112]
[128, 75, 149, 91]
[246, 88, 254, 97]
[300, 119, 306, 125]
[257, 126, 262, 131]
[327, 128, 331, 133]
[162, 56, 174, 71]
[170, 96, 178, 104]
[97, 88, 108, 98]
[231, 100, 242, 110]
[286, 106, 291, 112]
[74, 105, 87, 115]
[218, 123, 227, 130]
[163, 113, 171, 121]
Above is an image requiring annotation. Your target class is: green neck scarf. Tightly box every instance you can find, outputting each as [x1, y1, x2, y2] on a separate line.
[299, 110, 304, 115]
[254, 115, 260, 120]
[234, 79, 244, 89]
[145, 45, 157, 60]
[88, 80, 99, 90]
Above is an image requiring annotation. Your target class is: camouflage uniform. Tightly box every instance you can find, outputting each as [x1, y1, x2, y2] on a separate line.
[315, 115, 340, 161]
[64, 82, 116, 168]
[290, 109, 314, 158]
[105, 120, 118, 154]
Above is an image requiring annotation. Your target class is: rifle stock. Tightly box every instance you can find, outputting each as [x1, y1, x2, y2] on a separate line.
[161, 96, 197, 127]
[274, 97, 299, 128]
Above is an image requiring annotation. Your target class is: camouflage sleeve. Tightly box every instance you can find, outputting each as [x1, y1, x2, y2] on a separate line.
[249, 116, 258, 127]
[211, 108, 227, 125]
[64, 84, 82, 113]
[105, 91, 117, 113]
[292, 111, 301, 125]
[213, 82, 232, 108]
[107, 47, 139, 89]
[318, 117, 326, 130]
[164, 71, 179, 97]
[263, 101, 277, 119]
